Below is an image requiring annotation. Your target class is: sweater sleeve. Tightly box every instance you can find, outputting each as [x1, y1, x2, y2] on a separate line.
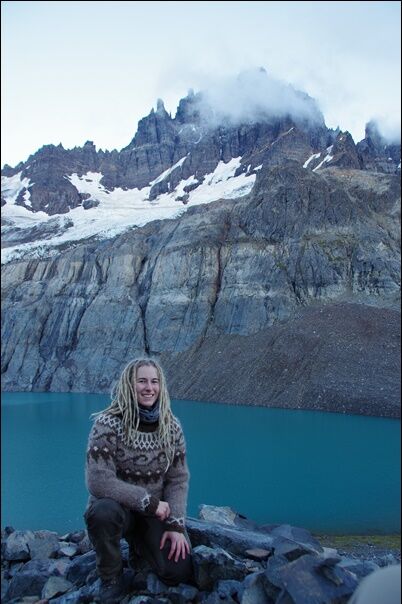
[85, 417, 159, 514]
[162, 419, 190, 533]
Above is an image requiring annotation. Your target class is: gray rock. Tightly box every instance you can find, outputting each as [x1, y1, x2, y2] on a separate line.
[270, 524, 322, 549]
[76, 534, 92, 555]
[146, 572, 169, 594]
[4, 531, 35, 561]
[244, 548, 270, 561]
[215, 579, 243, 599]
[58, 543, 78, 558]
[1, 577, 9, 601]
[65, 550, 96, 587]
[239, 571, 276, 604]
[187, 517, 275, 557]
[203, 592, 237, 604]
[338, 557, 380, 579]
[266, 553, 358, 603]
[4, 569, 49, 601]
[48, 587, 87, 603]
[7, 562, 25, 577]
[41, 576, 74, 599]
[192, 545, 251, 591]
[198, 505, 237, 526]
[29, 530, 60, 560]
[272, 537, 323, 561]
[168, 583, 199, 601]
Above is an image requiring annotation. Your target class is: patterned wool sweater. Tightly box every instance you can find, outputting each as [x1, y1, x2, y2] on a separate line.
[85, 412, 189, 533]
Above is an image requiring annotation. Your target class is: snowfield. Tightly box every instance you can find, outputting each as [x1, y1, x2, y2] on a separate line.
[1, 157, 257, 264]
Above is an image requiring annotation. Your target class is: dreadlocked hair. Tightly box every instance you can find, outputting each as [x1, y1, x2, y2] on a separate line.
[93, 358, 175, 466]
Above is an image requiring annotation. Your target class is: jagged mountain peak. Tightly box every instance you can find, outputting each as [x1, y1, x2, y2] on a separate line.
[1, 69, 401, 264]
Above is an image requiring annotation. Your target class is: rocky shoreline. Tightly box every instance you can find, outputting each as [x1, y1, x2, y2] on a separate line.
[2, 506, 400, 604]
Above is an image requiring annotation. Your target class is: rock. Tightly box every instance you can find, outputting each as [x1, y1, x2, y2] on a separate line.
[76, 534, 92, 555]
[187, 517, 275, 557]
[244, 548, 271, 561]
[4, 531, 35, 561]
[192, 545, 251, 590]
[266, 553, 358, 603]
[203, 592, 237, 603]
[48, 587, 87, 603]
[216, 579, 243, 599]
[58, 543, 78, 557]
[41, 576, 74, 599]
[65, 550, 96, 587]
[270, 524, 323, 549]
[272, 537, 323, 561]
[168, 583, 199, 601]
[338, 557, 380, 579]
[29, 530, 60, 560]
[63, 531, 86, 544]
[7, 561, 25, 577]
[4, 568, 49, 601]
[198, 505, 237, 526]
[1, 515, 399, 604]
[239, 571, 277, 604]
[146, 572, 169, 594]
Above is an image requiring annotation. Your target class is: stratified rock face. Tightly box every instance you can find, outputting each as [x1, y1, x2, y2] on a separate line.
[1, 162, 400, 416]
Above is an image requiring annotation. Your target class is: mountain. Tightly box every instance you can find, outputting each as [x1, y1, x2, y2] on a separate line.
[1, 70, 400, 416]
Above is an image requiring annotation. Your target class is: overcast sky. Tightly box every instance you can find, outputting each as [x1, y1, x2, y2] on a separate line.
[1, 0, 401, 167]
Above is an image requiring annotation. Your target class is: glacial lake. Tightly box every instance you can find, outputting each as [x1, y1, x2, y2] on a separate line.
[1, 392, 400, 535]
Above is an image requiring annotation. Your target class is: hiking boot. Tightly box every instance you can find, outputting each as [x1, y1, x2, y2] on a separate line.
[95, 573, 126, 603]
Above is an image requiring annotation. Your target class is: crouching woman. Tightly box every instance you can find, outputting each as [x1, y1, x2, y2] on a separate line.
[84, 358, 193, 600]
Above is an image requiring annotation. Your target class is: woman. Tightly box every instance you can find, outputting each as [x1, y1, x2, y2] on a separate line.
[84, 358, 193, 601]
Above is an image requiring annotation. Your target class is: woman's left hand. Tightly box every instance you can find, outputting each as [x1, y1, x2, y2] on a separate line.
[160, 531, 190, 562]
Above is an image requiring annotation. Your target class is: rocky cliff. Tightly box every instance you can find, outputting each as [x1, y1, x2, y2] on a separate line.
[2, 161, 400, 416]
[1, 71, 400, 415]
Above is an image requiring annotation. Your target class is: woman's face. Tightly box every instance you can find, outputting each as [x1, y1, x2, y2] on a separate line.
[135, 365, 160, 407]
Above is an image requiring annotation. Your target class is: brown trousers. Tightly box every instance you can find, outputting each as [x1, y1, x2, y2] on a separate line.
[84, 498, 193, 585]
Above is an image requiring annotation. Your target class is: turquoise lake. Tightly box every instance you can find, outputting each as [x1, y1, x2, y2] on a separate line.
[1, 392, 400, 535]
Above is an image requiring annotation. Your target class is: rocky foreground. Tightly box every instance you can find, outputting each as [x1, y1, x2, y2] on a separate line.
[2, 506, 400, 604]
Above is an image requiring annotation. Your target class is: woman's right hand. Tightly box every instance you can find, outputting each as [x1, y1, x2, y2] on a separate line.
[155, 500, 170, 521]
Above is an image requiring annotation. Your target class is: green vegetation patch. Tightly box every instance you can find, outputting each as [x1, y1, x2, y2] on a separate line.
[315, 534, 401, 550]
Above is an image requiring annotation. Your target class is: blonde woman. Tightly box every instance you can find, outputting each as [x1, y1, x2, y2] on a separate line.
[84, 358, 192, 602]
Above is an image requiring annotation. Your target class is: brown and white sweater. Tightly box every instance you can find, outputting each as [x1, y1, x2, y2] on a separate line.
[85, 412, 190, 533]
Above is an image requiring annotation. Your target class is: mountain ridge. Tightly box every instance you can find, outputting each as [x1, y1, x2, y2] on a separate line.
[1, 72, 400, 414]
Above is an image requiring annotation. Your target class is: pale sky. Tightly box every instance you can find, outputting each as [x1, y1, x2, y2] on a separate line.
[1, 0, 401, 168]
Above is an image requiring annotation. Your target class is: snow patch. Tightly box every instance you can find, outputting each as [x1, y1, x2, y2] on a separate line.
[1, 158, 256, 264]
[313, 152, 334, 172]
[150, 155, 188, 185]
[1, 172, 32, 205]
[303, 153, 321, 168]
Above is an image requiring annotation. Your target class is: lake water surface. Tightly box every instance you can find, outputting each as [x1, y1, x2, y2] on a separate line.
[1, 392, 400, 534]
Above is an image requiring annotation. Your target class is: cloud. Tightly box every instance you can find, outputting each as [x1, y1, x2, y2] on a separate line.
[190, 67, 325, 129]
[371, 116, 401, 144]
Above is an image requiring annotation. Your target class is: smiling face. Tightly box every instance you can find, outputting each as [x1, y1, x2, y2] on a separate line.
[135, 364, 160, 408]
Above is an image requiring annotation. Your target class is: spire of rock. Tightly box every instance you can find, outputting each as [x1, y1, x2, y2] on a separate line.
[365, 120, 384, 147]
[156, 98, 167, 115]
